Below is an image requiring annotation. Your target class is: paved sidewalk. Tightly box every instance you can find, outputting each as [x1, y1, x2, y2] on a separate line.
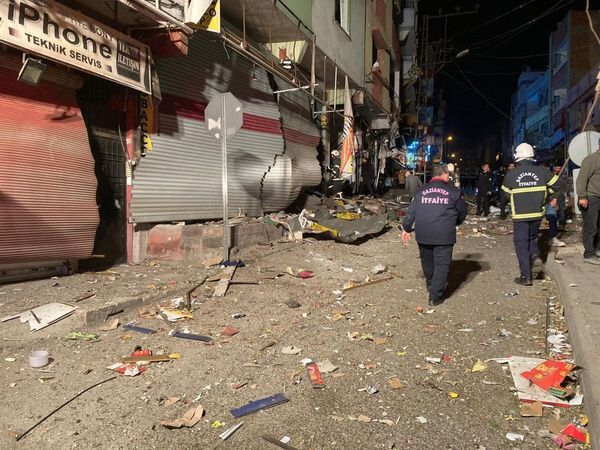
[546, 244, 600, 449]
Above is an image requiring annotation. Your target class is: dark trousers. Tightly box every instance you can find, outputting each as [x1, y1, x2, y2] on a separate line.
[418, 244, 453, 302]
[499, 191, 509, 216]
[476, 192, 489, 216]
[546, 214, 558, 239]
[582, 195, 600, 258]
[513, 220, 541, 279]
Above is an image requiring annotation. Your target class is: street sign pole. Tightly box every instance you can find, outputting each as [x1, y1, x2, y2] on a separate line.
[205, 92, 243, 264]
[221, 97, 229, 262]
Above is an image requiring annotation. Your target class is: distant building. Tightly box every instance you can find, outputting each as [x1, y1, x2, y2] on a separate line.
[510, 68, 545, 156]
[548, 10, 600, 160]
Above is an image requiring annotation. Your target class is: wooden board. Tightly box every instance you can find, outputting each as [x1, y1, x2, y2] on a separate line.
[213, 265, 237, 297]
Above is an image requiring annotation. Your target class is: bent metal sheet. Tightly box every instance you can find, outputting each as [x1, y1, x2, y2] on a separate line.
[0, 0, 153, 94]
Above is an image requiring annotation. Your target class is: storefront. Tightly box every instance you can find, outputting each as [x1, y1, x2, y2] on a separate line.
[130, 33, 321, 224]
[0, 0, 156, 278]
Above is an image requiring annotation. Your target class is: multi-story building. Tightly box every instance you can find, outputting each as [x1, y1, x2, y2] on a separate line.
[548, 10, 600, 159]
[523, 71, 552, 160]
[510, 69, 545, 156]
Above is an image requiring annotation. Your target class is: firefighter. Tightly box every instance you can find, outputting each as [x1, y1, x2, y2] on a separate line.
[501, 143, 565, 286]
[402, 164, 468, 306]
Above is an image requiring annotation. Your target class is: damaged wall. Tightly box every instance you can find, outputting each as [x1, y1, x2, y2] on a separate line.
[131, 35, 320, 224]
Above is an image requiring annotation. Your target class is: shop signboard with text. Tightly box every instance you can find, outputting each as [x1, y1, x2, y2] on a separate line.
[0, 0, 153, 94]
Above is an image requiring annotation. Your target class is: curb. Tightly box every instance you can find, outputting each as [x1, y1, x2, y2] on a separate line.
[546, 253, 600, 448]
[83, 286, 182, 326]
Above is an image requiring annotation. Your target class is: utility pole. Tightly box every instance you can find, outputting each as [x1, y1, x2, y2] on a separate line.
[416, 6, 478, 176]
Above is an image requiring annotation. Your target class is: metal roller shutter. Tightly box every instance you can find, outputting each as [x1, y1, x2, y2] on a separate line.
[275, 81, 322, 202]
[131, 36, 290, 223]
[0, 64, 98, 264]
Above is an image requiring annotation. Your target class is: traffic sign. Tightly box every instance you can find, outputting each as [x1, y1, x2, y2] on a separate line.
[205, 92, 243, 263]
[205, 92, 243, 142]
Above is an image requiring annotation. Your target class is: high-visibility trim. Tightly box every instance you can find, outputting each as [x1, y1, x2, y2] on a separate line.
[512, 211, 545, 220]
[547, 174, 559, 186]
[510, 193, 516, 216]
[511, 186, 548, 194]
[502, 185, 512, 193]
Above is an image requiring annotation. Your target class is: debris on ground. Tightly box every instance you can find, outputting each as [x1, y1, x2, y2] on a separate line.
[219, 422, 243, 440]
[230, 393, 289, 418]
[160, 404, 205, 428]
[170, 330, 214, 344]
[122, 323, 157, 335]
[100, 319, 120, 331]
[2, 303, 77, 332]
[65, 332, 99, 341]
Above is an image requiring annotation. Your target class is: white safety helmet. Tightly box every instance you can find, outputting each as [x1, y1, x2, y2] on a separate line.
[446, 163, 455, 172]
[514, 143, 535, 161]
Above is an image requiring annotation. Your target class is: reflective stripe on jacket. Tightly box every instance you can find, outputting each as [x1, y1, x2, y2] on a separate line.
[501, 160, 564, 221]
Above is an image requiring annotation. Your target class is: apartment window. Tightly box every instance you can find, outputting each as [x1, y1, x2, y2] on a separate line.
[552, 40, 567, 74]
[334, 0, 351, 35]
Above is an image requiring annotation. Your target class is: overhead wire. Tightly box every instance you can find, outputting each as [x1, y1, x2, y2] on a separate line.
[465, 0, 573, 53]
[440, 70, 512, 121]
[453, 65, 513, 121]
[451, 0, 539, 40]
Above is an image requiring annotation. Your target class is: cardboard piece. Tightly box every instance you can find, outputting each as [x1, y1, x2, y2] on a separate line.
[306, 362, 325, 389]
[17, 303, 77, 332]
[507, 357, 570, 407]
[521, 359, 576, 396]
[160, 404, 204, 428]
[520, 401, 543, 417]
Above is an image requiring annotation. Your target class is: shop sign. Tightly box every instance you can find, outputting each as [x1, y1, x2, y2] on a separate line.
[0, 0, 153, 94]
[140, 93, 155, 155]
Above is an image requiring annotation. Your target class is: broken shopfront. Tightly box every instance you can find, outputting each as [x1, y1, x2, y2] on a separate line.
[0, 0, 155, 280]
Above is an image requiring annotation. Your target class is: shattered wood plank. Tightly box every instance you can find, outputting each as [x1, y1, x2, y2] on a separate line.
[185, 276, 207, 310]
[342, 276, 394, 292]
[214, 266, 236, 297]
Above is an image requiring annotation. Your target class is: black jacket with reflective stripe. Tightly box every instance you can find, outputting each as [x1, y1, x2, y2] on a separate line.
[403, 179, 468, 245]
[501, 160, 565, 221]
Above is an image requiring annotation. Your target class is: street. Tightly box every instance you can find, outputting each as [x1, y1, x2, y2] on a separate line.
[0, 214, 585, 449]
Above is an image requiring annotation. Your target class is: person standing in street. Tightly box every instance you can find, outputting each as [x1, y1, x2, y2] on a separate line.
[476, 163, 493, 216]
[575, 138, 600, 265]
[499, 161, 516, 220]
[402, 164, 468, 306]
[361, 155, 376, 197]
[502, 143, 566, 285]
[404, 169, 422, 199]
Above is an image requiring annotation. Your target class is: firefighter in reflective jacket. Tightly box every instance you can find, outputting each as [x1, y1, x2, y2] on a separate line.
[502, 143, 566, 286]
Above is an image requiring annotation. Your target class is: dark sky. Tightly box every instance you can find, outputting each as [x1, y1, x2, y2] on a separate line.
[420, 0, 590, 166]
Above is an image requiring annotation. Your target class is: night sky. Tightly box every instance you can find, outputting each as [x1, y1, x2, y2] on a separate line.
[420, 0, 591, 167]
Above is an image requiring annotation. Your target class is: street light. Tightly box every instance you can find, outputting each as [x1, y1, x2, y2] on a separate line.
[447, 136, 454, 142]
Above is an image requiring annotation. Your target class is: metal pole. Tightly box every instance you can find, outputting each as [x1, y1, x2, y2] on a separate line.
[221, 97, 229, 262]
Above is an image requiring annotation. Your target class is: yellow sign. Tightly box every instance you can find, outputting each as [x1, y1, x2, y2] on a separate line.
[140, 93, 154, 155]
[197, 0, 220, 33]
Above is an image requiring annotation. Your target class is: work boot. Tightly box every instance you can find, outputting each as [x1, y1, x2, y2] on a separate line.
[550, 237, 566, 247]
[428, 298, 443, 307]
[531, 255, 543, 272]
[514, 276, 533, 286]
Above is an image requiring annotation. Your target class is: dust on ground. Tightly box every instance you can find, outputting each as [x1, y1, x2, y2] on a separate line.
[0, 216, 586, 449]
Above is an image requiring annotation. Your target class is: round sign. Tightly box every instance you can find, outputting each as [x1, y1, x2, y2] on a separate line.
[568, 131, 600, 166]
